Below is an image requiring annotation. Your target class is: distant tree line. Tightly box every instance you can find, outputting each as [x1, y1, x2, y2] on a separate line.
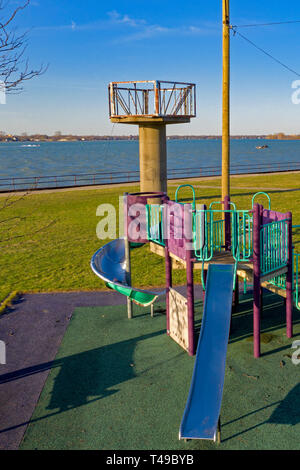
[0, 132, 299, 142]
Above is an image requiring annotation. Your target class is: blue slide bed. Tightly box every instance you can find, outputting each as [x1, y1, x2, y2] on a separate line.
[179, 264, 234, 442]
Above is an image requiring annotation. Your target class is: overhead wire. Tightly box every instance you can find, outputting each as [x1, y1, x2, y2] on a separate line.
[230, 25, 300, 78]
[232, 20, 300, 28]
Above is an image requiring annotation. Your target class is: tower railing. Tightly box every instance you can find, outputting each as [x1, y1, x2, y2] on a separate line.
[109, 80, 196, 118]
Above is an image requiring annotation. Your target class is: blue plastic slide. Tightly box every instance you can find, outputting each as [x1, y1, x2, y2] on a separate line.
[179, 264, 234, 442]
[91, 238, 165, 306]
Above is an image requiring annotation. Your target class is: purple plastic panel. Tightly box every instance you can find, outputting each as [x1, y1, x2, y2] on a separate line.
[165, 201, 193, 261]
[125, 192, 168, 243]
[262, 209, 289, 225]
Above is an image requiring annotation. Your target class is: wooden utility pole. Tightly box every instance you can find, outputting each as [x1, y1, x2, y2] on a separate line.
[222, 0, 230, 202]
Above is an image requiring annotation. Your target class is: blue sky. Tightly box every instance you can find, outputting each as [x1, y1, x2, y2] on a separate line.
[2, 0, 300, 135]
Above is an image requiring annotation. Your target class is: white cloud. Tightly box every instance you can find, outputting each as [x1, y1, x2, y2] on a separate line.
[33, 10, 218, 41]
[107, 11, 218, 43]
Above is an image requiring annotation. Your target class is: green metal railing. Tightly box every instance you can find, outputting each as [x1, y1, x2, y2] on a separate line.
[145, 186, 299, 309]
[269, 252, 300, 310]
[260, 219, 289, 276]
[231, 210, 253, 262]
[213, 218, 225, 252]
[193, 209, 214, 261]
[193, 207, 253, 262]
[268, 224, 300, 310]
[175, 184, 196, 210]
[146, 204, 165, 246]
[252, 191, 271, 210]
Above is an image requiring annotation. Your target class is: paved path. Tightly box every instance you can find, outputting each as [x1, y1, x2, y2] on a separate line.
[0, 291, 127, 450]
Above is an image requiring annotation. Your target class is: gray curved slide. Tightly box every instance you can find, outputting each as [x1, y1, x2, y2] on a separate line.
[179, 264, 234, 442]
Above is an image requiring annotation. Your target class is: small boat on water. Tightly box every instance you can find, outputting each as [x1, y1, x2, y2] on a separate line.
[21, 144, 40, 148]
[256, 145, 269, 149]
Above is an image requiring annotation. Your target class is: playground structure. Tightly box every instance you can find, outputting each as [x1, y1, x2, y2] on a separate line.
[91, 185, 299, 442]
[91, 186, 300, 359]
[90, 76, 300, 444]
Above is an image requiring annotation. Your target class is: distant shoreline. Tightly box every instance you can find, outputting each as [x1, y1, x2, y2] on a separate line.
[1, 134, 300, 143]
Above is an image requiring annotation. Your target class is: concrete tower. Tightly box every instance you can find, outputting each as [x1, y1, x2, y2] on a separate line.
[109, 80, 196, 193]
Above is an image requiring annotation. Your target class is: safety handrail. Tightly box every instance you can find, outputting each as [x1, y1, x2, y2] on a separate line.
[269, 224, 299, 295]
[260, 218, 289, 276]
[175, 184, 196, 210]
[193, 209, 214, 261]
[193, 208, 237, 261]
[231, 210, 253, 262]
[146, 204, 165, 247]
[209, 200, 237, 211]
[252, 192, 271, 210]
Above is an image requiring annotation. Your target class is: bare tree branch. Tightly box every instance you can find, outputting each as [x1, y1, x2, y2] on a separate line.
[0, 0, 48, 93]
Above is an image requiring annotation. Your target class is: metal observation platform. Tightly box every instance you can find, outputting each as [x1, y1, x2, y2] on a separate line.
[108, 80, 196, 123]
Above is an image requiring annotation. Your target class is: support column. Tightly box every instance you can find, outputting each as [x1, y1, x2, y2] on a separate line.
[286, 211, 293, 338]
[186, 247, 195, 356]
[253, 203, 261, 358]
[123, 193, 133, 318]
[165, 245, 172, 336]
[124, 236, 133, 319]
[139, 124, 167, 193]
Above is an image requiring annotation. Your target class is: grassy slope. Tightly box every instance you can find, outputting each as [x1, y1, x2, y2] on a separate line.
[1, 172, 299, 301]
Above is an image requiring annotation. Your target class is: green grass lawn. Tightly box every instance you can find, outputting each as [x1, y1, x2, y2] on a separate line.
[1, 172, 300, 302]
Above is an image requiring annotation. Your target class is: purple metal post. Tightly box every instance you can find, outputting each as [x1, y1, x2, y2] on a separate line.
[186, 205, 195, 356]
[224, 195, 231, 251]
[165, 245, 172, 336]
[286, 211, 293, 338]
[253, 203, 261, 358]
[186, 246, 195, 356]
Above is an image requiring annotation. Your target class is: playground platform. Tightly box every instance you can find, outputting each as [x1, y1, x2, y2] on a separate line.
[1, 290, 297, 451]
[150, 242, 297, 301]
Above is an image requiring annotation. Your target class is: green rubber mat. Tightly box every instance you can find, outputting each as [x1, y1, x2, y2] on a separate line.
[21, 294, 300, 450]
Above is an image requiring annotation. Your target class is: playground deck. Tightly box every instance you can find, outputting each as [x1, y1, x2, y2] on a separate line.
[150, 243, 293, 300]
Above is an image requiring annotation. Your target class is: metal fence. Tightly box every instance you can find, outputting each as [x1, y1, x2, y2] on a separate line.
[0, 160, 299, 192]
